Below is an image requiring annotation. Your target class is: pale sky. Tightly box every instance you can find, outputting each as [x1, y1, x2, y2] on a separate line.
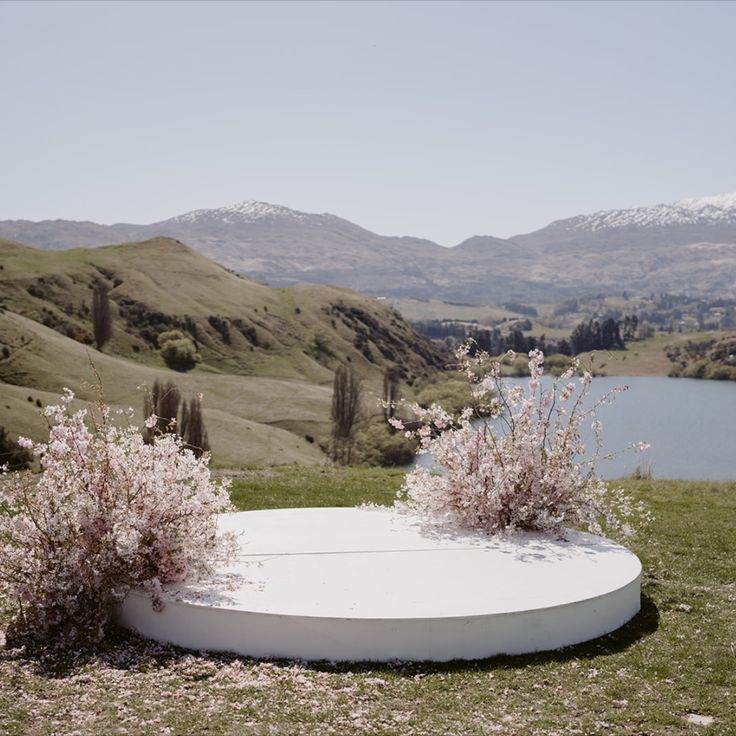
[1, 0, 734, 245]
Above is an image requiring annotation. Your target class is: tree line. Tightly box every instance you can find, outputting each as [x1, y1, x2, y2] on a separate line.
[143, 379, 210, 457]
[413, 316, 636, 357]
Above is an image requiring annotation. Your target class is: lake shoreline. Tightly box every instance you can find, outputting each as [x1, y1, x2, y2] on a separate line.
[412, 375, 736, 482]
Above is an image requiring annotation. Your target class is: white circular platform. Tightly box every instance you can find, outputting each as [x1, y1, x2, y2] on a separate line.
[116, 507, 641, 662]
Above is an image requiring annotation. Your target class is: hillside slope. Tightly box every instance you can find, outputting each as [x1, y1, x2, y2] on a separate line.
[0, 219, 130, 250]
[0, 238, 446, 464]
[0, 237, 445, 384]
[0, 310, 327, 465]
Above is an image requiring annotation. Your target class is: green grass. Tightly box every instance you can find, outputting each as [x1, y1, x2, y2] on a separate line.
[1, 471, 734, 735]
[588, 332, 726, 377]
[226, 465, 406, 510]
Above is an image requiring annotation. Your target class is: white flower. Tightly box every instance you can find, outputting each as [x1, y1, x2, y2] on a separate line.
[0, 390, 234, 644]
[394, 347, 649, 539]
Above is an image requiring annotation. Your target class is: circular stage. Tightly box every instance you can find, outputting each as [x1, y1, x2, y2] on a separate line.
[116, 507, 641, 662]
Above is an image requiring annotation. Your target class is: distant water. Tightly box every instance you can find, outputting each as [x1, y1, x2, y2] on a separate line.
[411, 376, 736, 481]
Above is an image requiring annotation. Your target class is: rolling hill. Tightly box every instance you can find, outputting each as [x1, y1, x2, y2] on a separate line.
[0, 238, 446, 464]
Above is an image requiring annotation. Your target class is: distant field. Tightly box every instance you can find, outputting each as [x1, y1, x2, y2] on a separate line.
[588, 331, 727, 377]
[390, 298, 572, 341]
[390, 298, 734, 378]
[388, 298, 519, 323]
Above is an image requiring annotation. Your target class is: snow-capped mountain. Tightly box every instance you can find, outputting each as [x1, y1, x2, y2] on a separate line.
[166, 200, 320, 226]
[512, 192, 736, 253]
[2, 193, 736, 302]
[562, 193, 736, 232]
[107, 200, 452, 298]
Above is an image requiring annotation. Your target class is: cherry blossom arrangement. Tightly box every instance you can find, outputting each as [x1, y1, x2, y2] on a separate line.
[0, 390, 234, 645]
[391, 348, 650, 538]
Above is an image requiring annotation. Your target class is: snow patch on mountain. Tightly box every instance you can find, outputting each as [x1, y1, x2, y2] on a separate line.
[564, 192, 736, 232]
[169, 200, 318, 225]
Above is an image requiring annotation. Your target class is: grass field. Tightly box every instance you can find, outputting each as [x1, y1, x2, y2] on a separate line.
[587, 332, 728, 378]
[1, 467, 734, 736]
[389, 298, 735, 380]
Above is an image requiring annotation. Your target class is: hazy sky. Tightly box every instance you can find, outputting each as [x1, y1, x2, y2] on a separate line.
[1, 0, 735, 245]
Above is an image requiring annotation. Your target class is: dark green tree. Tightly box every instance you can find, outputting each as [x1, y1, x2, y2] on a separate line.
[92, 282, 112, 350]
[143, 379, 181, 442]
[180, 396, 210, 458]
[331, 366, 362, 464]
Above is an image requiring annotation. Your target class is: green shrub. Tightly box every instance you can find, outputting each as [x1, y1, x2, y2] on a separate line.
[705, 363, 736, 380]
[353, 423, 416, 467]
[684, 360, 707, 379]
[305, 330, 335, 363]
[414, 376, 478, 416]
[158, 330, 200, 371]
[542, 353, 574, 376]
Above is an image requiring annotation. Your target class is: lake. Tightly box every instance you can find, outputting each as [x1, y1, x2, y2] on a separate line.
[411, 376, 736, 481]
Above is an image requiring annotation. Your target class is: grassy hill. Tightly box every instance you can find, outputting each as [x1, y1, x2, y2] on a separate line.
[0, 310, 328, 465]
[0, 237, 444, 380]
[0, 238, 446, 464]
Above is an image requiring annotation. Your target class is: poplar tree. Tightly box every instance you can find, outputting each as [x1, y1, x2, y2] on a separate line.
[331, 366, 362, 464]
[92, 282, 112, 350]
[143, 382, 210, 457]
[143, 380, 181, 442]
[382, 368, 400, 423]
[182, 396, 210, 458]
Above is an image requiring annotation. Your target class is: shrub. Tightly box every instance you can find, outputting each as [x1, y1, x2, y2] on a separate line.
[0, 391, 233, 645]
[305, 330, 335, 363]
[541, 353, 574, 376]
[705, 364, 736, 380]
[392, 348, 649, 537]
[353, 423, 417, 467]
[414, 376, 479, 416]
[684, 360, 707, 379]
[158, 329, 200, 371]
[207, 315, 231, 344]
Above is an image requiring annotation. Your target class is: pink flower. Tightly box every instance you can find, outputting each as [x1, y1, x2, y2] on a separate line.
[394, 347, 649, 538]
[0, 391, 234, 644]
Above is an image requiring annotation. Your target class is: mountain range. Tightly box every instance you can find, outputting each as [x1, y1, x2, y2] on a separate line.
[2, 193, 736, 303]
